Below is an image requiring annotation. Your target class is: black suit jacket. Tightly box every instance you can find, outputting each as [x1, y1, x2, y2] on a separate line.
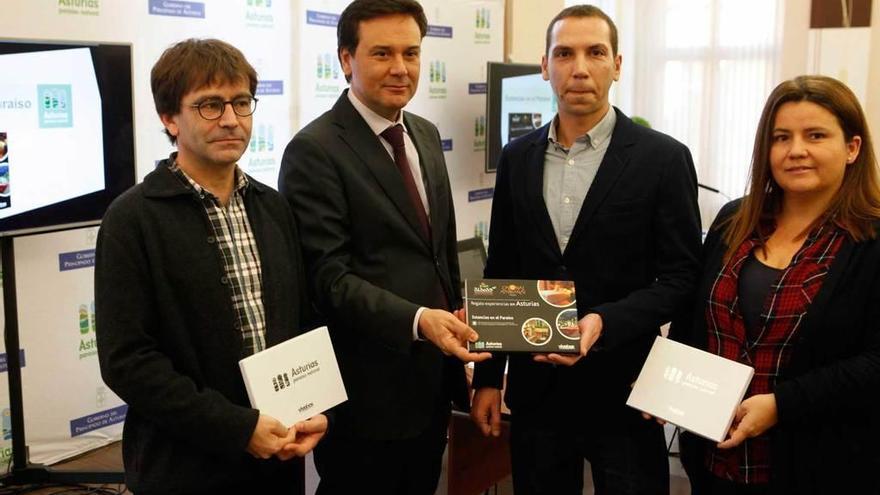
[672, 200, 880, 494]
[473, 108, 702, 420]
[279, 91, 466, 440]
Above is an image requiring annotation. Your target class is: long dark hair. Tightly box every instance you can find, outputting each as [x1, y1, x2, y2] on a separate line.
[723, 75, 880, 261]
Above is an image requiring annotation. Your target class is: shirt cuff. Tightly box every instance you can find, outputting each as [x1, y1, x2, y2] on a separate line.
[413, 306, 428, 341]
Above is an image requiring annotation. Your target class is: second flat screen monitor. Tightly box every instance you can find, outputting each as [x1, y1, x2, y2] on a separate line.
[485, 62, 557, 173]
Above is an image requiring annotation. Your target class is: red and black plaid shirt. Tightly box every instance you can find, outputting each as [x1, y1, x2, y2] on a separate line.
[704, 221, 845, 484]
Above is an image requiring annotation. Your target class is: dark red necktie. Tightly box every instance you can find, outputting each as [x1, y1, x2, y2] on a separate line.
[380, 124, 431, 241]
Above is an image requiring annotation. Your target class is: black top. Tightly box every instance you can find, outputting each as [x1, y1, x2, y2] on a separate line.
[738, 252, 783, 339]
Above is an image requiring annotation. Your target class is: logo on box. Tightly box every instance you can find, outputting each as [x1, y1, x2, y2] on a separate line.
[663, 366, 683, 383]
[472, 282, 496, 296]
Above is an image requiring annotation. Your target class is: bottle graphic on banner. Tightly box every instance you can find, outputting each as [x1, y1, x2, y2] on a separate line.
[268, 125, 274, 152]
[323, 53, 331, 79]
[90, 300, 96, 333]
[316, 55, 323, 79]
[475, 221, 489, 241]
[79, 304, 89, 334]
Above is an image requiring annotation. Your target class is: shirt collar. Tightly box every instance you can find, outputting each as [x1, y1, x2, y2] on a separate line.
[347, 89, 408, 137]
[548, 106, 617, 151]
[168, 152, 249, 199]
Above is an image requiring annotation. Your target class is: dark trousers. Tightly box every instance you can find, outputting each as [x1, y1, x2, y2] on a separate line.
[509, 408, 669, 495]
[314, 407, 450, 495]
[679, 432, 769, 495]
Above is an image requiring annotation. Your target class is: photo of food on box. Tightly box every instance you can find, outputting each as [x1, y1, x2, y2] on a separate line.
[466, 279, 580, 353]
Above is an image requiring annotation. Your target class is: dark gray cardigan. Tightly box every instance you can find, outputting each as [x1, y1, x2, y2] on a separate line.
[95, 159, 311, 494]
[672, 199, 880, 494]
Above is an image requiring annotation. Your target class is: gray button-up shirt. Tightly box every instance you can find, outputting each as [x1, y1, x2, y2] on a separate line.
[544, 107, 616, 251]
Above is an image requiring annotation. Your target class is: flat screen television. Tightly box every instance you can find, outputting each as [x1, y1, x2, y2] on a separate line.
[0, 39, 135, 237]
[485, 62, 556, 173]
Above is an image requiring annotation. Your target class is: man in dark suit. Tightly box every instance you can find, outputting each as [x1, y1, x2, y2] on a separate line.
[471, 5, 702, 495]
[279, 1, 490, 494]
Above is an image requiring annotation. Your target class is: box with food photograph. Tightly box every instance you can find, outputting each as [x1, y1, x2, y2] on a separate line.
[466, 279, 580, 353]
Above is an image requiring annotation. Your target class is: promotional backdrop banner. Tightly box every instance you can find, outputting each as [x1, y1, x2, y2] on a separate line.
[2, 0, 293, 184]
[2, 0, 294, 465]
[3, 0, 502, 467]
[411, 0, 504, 243]
[14, 227, 125, 465]
[295, 0, 504, 243]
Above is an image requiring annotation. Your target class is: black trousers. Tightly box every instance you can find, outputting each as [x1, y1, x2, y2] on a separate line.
[679, 432, 770, 495]
[509, 407, 670, 495]
[314, 406, 450, 495]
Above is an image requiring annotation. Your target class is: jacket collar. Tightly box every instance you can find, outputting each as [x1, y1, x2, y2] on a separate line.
[142, 153, 267, 199]
[329, 89, 436, 250]
[523, 107, 638, 258]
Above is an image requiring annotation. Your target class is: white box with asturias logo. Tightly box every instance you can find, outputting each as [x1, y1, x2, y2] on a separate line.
[626, 336, 754, 442]
[239, 326, 347, 427]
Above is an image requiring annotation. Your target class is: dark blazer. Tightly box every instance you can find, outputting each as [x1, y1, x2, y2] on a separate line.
[279, 91, 466, 441]
[672, 200, 880, 494]
[473, 108, 702, 419]
[96, 160, 310, 494]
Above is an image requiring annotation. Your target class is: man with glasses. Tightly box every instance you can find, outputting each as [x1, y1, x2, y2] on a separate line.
[95, 38, 326, 494]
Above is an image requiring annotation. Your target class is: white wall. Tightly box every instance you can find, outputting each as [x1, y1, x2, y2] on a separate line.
[766, 0, 878, 150]
[505, 0, 879, 157]
[867, 3, 880, 149]
[779, 0, 811, 80]
[505, 0, 563, 63]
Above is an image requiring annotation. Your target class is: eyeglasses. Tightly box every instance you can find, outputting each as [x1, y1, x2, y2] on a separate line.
[189, 96, 258, 120]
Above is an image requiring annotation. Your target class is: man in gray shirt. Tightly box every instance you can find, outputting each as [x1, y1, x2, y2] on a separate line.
[471, 5, 701, 494]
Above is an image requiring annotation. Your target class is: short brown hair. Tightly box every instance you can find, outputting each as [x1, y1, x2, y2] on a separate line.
[337, 0, 427, 82]
[150, 38, 258, 144]
[723, 75, 880, 261]
[545, 5, 618, 57]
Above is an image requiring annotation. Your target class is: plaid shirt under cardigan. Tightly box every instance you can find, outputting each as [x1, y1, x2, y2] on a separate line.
[170, 160, 267, 356]
[704, 221, 846, 484]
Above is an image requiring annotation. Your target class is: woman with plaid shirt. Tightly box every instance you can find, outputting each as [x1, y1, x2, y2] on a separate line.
[672, 75, 880, 495]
